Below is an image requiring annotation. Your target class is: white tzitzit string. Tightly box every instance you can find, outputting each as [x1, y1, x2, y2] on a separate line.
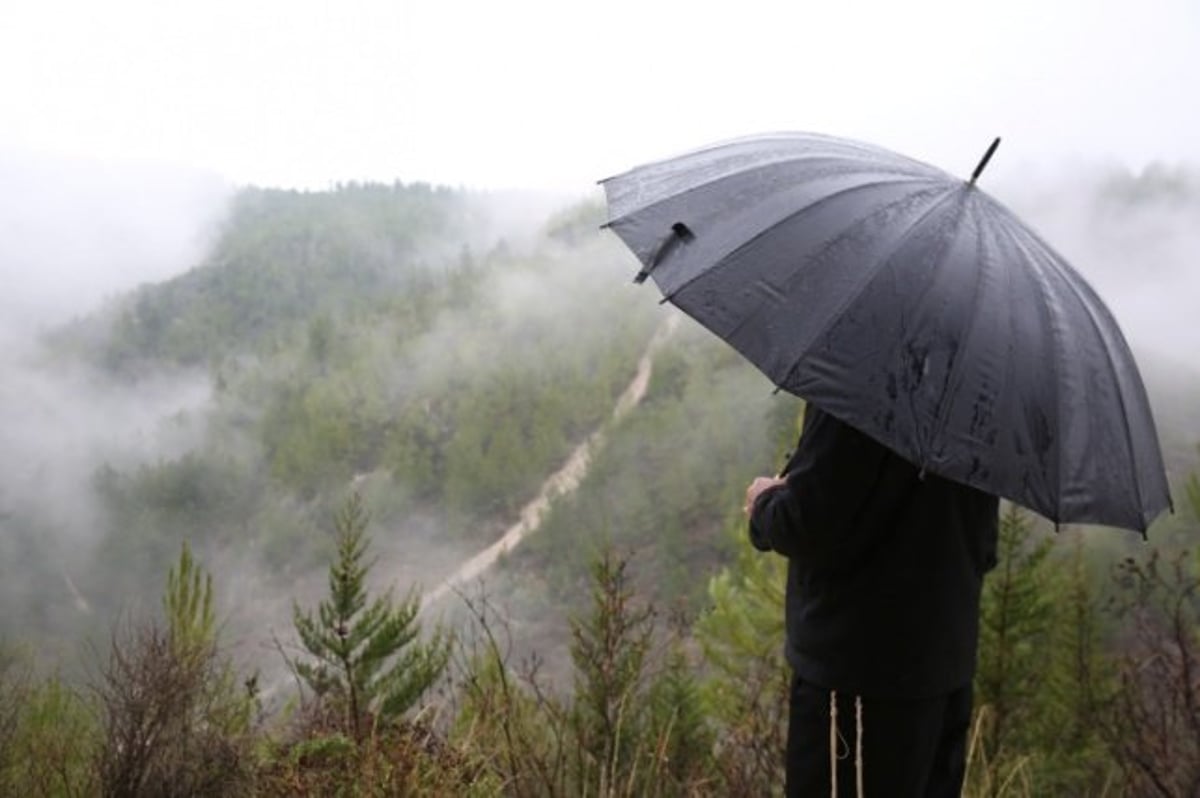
[855, 695, 864, 797]
[830, 690, 838, 798]
[830, 690, 866, 797]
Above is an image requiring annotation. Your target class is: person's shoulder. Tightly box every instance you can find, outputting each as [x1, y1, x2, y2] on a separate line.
[801, 403, 841, 434]
[800, 406, 897, 468]
[806, 405, 880, 449]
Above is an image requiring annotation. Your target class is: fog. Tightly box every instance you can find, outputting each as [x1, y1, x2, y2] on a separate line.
[0, 144, 1196, 683]
[0, 154, 604, 688]
[5, 0, 1198, 192]
[0, 155, 228, 491]
[0, 157, 234, 655]
[0, 152, 232, 330]
[988, 162, 1200, 472]
[993, 161, 1200, 361]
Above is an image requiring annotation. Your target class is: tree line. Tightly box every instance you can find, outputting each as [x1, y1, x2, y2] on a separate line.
[4, 479, 1200, 796]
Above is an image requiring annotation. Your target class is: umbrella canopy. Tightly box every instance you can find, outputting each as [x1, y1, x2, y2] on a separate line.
[601, 132, 1171, 533]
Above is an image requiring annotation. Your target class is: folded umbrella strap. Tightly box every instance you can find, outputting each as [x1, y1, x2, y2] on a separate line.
[633, 222, 694, 284]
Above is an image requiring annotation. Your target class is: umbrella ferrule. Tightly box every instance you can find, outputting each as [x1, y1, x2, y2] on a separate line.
[968, 137, 1002, 187]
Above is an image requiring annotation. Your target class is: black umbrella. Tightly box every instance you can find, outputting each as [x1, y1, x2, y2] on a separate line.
[601, 132, 1171, 533]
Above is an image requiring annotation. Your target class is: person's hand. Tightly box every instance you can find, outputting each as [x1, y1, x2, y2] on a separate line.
[744, 476, 786, 516]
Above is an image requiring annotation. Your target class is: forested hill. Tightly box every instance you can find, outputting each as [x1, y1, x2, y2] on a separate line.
[51, 182, 484, 372]
[2, 173, 808, 676]
[1, 170, 1199, 796]
[7, 169, 1200, 661]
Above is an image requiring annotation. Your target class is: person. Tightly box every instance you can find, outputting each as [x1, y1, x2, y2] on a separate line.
[744, 403, 999, 797]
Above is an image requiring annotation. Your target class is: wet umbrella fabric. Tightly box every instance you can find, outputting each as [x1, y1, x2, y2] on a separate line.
[601, 132, 1171, 533]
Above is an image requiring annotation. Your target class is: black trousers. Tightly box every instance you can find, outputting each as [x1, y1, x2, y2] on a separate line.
[786, 675, 972, 797]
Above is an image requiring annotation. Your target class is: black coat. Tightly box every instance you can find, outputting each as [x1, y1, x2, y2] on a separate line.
[750, 405, 999, 699]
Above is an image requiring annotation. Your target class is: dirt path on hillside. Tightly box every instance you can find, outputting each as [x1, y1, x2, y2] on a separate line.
[421, 317, 677, 607]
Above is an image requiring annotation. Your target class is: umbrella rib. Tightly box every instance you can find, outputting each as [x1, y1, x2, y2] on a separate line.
[999, 209, 1153, 530]
[596, 132, 878, 185]
[991, 213, 1067, 522]
[599, 131, 941, 189]
[603, 152, 943, 230]
[670, 131, 924, 166]
[926, 196, 990, 460]
[769, 187, 965, 398]
[662, 175, 944, 306]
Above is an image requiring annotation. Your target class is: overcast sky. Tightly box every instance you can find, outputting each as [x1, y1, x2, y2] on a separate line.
[3, 0, 1198, 192]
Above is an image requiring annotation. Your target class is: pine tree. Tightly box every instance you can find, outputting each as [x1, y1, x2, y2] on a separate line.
[568, 548, 655, 793]
[97, 542, 255, 796]
[165, 541, 215, 659]
[645, 633, 716, 791]
[291, 492, 450, 740]
[695, 509, 789, 795]
[974, 505, 1055, 770]
[1035, 532, 1116, 793]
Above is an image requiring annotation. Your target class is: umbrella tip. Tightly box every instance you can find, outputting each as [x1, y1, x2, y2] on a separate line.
[968, 137, 1002, 187]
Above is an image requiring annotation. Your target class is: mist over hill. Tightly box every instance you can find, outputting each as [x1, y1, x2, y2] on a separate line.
[0, 151, 1197, 796]
[0, 155, 1196, 674]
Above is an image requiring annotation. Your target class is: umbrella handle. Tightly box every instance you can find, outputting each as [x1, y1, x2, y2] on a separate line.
[968, 137, 1002, 186]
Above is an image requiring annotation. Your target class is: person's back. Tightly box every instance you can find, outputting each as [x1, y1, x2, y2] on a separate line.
[747, 404, 999, 796]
